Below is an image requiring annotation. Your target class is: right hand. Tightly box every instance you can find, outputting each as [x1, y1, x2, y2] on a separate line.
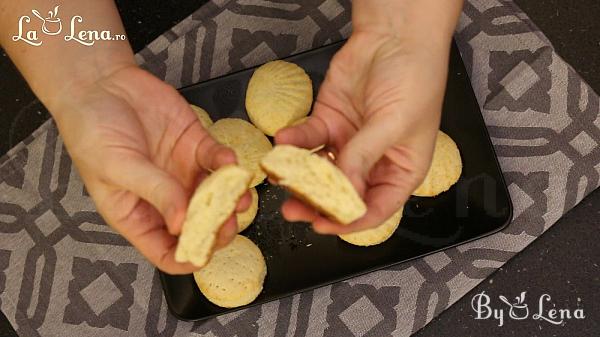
[53, 64, 249, 274]
[275, 31, 448, 234]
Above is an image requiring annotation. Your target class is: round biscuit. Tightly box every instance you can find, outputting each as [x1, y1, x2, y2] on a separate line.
[245, 60, 313, 136]
[190, 104, 213, 128]
[237, 188, 258, 232]
[413, 131, 462, 197]
[338, 208, 403, 246]
[209, 118, 273, 187]
[194, 235, 266, 308]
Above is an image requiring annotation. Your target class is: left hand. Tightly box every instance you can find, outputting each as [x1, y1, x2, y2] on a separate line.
[53, 65, 248, 273]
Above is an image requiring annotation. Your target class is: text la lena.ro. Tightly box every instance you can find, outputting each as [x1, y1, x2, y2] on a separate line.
[13, 14, 125, 47]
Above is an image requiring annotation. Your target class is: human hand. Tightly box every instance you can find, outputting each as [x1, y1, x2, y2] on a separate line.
[53, 65, 249, 274]
[276, 29, 453, 234]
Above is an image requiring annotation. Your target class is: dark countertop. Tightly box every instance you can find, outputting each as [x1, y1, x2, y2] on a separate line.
[0, 0, 598, 336]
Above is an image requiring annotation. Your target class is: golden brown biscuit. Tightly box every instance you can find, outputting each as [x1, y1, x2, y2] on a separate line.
[245, 60, 313, 136]
[209, 118, 273, 187]
[190, 104, 213, 128]
[291, 116, 309, 126]
[193, 235, 266, 308]
[339, 208, 403, 246]
[413, 131, 462, 197]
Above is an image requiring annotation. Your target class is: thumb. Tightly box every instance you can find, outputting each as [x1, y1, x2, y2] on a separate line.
[337, 114, 401, 195]
[194, 128, 237, 171]
[274, 115, 330, 149]
[109, 155, 188, 236]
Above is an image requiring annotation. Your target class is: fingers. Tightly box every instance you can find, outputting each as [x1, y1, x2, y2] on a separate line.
[206, 192, 248, 252]
[336, 115, 401, 196]
[281, 196, 395, 235]
[214, 215, 238, 249]
[314, 183, 408, 234]
[275, 115, 330, 149]
[195, 127, 237, 171]
[108, 154, 188, 236]
[154, 245, 200, 275]
[281, 198, 318, 222]
[236, 190, 252, 212]
[281, 199, 347, 235]
[110, 199, 199, 275]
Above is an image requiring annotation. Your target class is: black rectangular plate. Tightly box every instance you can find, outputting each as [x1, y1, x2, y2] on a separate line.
[160, 41, 512, 321]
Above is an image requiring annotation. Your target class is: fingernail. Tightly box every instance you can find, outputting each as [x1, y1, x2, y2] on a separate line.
[167, 206, 183, 235]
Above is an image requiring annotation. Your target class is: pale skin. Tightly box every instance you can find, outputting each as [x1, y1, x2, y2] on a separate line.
[0, 0, 463, 274]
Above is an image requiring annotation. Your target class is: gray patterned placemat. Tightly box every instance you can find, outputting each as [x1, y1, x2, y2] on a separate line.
[1, 0, 599, 336]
